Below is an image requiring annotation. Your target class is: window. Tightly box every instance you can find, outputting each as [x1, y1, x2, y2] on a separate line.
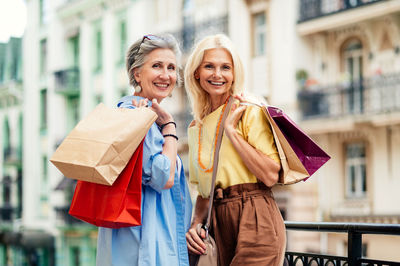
[40, 39, 47, 76]
[253, 12, 266, 57]
[117, 18, 127, 65]
[345, 143, 367, 198]
[70, 247, 80, 266]
[68, 35, 80, 68]
[342, 39, 364, 113]
[39, 0, 49, 25]
[66, 96, 80, 132]
[93, 22, 102, 72]
[40, 155, 48, 217]
[40, 89, 47, 132]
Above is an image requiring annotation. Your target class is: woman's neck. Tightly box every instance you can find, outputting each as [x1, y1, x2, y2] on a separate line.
[210, 93, 230, 112]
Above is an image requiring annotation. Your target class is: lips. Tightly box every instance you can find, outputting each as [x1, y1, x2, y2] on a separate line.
[208, 81, 225, 86]
[154, 83, 169, 88]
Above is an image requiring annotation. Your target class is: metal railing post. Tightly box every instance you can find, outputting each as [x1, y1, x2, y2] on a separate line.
[348, 231, 362, 266]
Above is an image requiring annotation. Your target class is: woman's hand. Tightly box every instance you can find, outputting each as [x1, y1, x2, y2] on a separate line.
[186, 195, 209, 255]
[224, 94, 247, 140]
[186, 223, 207, 255]
[133, 98, 174, 126]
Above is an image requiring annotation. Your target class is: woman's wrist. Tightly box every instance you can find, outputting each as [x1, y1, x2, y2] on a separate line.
[160, 121, 176, 132]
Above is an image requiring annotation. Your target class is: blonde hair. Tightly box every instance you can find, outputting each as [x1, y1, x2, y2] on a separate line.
[184, 34, 244, 124]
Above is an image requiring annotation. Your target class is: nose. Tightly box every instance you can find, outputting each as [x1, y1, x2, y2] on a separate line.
[159, 68, 169, 80]
[213, 68, 222, 78]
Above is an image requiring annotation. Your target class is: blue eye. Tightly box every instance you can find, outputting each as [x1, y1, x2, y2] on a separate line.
[223, 65, 231, 70]
[152, 63, 161, 68]
[204, 64, 213, 69]
[168, 64, 176, 70]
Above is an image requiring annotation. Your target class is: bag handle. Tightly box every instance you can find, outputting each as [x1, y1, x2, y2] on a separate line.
[204, 96, 234, 232]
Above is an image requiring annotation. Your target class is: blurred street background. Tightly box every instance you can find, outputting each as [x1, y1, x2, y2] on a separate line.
[0, 0, 400, 265]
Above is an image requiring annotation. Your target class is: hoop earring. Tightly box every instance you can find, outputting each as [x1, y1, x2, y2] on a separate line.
[135, 85, 142, 93]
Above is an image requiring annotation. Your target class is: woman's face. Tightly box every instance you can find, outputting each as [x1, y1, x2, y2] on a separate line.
[135, 48, 177, 102]
[195, 48, 234, 100]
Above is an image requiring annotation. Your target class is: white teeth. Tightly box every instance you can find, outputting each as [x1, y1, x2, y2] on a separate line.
[155, 83, 168, 87]
[210, 81, 224, 85]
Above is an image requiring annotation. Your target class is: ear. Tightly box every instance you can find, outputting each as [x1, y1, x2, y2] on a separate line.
[133, 68, 141, 83]
[194, 70, 199, 80]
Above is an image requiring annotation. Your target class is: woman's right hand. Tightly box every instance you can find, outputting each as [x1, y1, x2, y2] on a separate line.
[186, 223, 207, 255]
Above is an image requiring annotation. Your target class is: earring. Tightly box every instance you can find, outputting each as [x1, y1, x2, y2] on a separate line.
[135, 85, 142, 93]
[168, 92, 172, 97]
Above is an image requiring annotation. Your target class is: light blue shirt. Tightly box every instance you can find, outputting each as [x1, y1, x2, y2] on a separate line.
[97, 96, 192, 266]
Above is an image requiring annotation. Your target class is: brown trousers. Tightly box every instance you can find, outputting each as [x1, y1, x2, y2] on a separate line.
[211, 183, 286, 266]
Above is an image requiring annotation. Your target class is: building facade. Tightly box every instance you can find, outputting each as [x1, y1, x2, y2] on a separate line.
[8, 0, 400, 265]
[295, 0, 400, 260]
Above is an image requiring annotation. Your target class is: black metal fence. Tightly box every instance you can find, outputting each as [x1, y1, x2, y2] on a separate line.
[297, 74, 400, 119]
[298, 0, 384, 22]
[284, 221, 400, 266]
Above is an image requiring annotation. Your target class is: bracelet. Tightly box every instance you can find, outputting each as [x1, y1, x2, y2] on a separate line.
[163, 134, 178, 141]
[160, 121, 176, 132]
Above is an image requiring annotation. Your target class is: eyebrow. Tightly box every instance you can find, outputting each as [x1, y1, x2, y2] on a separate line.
[150, 60, 176, 65]
[202, 61, 233, 65]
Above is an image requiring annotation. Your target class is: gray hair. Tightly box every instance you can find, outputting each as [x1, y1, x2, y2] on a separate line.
[126, 34, 182, 88]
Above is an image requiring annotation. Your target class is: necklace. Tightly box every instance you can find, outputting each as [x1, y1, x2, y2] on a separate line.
[197, 98, 229, 173]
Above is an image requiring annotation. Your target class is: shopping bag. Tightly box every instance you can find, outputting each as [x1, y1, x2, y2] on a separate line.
[50, 103, 157, 185]
[262, 105, 331, 185]
[68, 141, 144, 228]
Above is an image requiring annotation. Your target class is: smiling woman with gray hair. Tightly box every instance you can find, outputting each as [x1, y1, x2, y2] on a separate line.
[96, 34, 192, 266]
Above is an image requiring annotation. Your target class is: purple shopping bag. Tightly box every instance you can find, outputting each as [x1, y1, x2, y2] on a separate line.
[263, 106, 331, 185]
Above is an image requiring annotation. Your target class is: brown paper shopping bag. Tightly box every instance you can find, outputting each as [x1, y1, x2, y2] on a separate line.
[50, 103, 157, 186]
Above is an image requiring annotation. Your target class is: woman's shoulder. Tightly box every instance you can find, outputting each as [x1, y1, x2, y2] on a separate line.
[117, 95, 145, 108]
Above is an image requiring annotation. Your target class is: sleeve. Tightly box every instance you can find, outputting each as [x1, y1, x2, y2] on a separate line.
[241, 106, 281, 165]
[141, 123, 171, 193]
[96, 228, 112, 266]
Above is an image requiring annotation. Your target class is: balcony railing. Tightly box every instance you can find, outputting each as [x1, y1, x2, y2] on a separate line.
[284, 221, 400, 265]
[54, 67, 80, 96]
[297, 74, 400, 119]
[298, 0, 384, 22]
[0, 204, 14, 222]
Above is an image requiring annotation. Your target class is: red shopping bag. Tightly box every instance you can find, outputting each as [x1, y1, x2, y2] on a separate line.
[68, 141, 144, 228]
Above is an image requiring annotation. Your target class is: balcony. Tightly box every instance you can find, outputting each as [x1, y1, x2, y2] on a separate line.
[3, 147, 21, 166]
[299, 0, 384, 22]
[54, 67, 80, 96]
[297, 0, 400, 36]
[0, 204, 14, 222]
[284, 221, 400, 265]
[297, 74, 400, 123]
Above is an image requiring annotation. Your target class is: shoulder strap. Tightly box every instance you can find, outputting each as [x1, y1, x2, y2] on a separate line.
[204, 97, 234, 229]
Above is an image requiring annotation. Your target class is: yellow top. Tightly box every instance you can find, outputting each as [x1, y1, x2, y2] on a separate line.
[188, 104, 280, 198]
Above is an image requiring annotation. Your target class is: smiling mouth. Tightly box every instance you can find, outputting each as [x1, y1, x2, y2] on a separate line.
[154, 83, 169, 88]
[208, 81, 225, 86]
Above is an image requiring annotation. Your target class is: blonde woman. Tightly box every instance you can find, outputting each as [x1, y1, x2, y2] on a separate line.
[184, 34, 286, 266]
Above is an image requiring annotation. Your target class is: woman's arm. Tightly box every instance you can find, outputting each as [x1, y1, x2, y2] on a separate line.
[224, 99, 281, 187]
[134, 98, 177, 189]
[186, 195, 209, 255]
